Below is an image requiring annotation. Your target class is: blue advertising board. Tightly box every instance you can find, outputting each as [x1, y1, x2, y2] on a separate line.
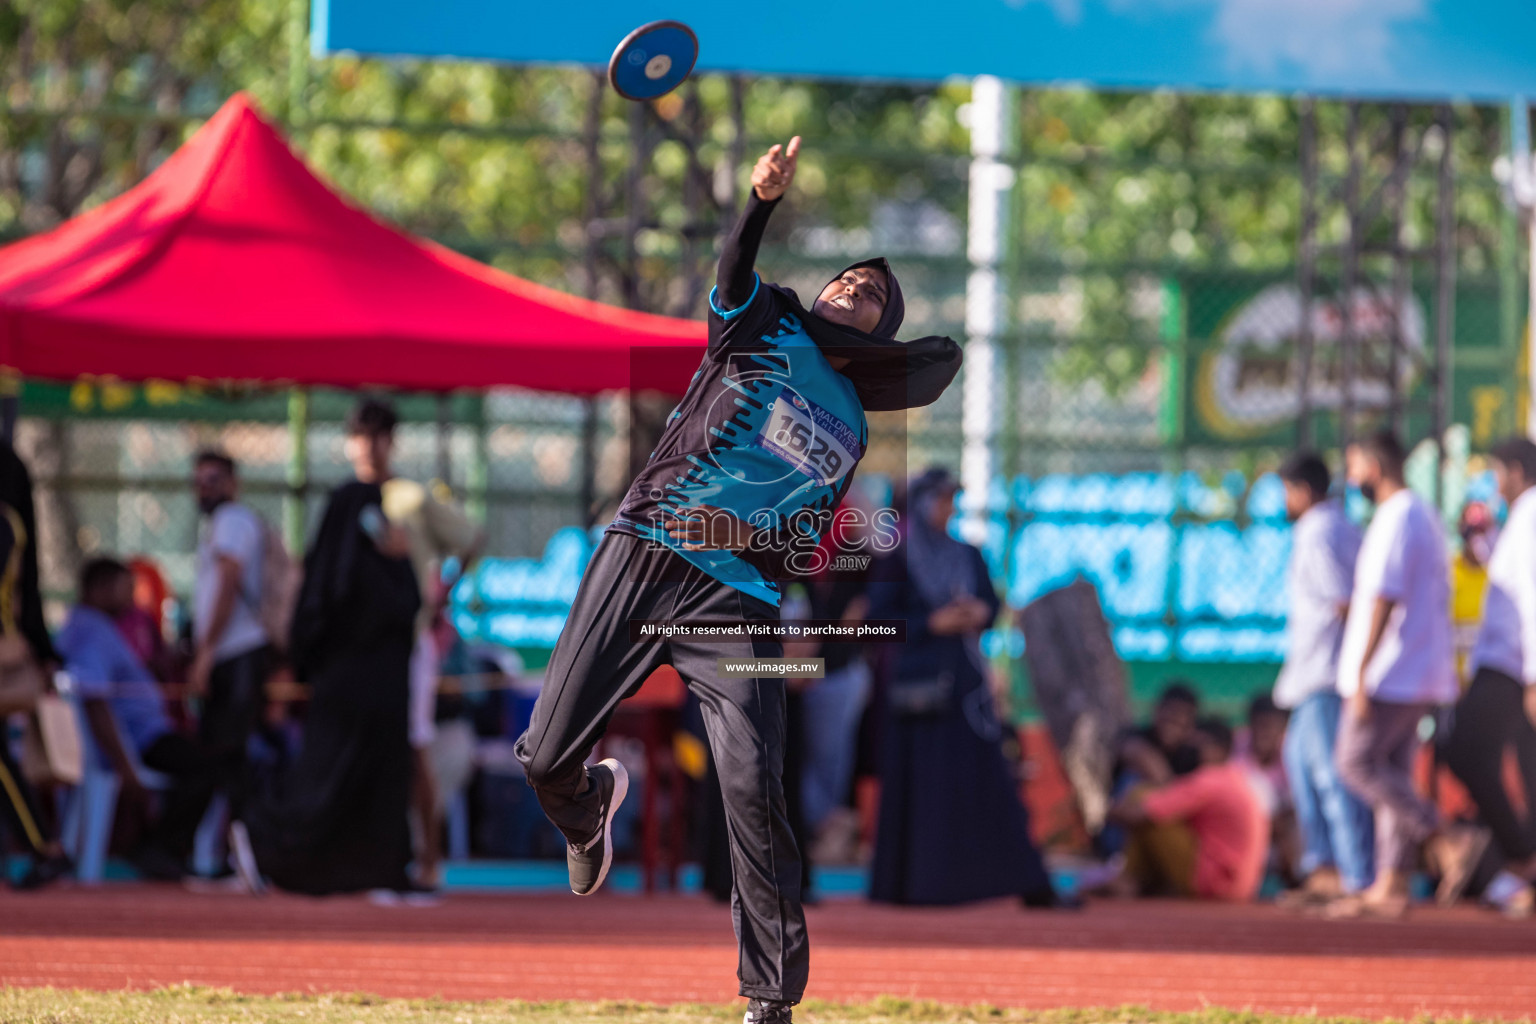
[449, 471, 1489, 666]
[314, 0, 1536, 100]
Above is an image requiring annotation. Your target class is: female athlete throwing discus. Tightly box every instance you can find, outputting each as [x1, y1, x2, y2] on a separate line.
[513, 137, 962, 1024]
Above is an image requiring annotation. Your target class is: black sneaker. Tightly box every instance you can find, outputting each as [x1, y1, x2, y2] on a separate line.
[567, 758, 628, 896]
[744, 998, 794, 1023]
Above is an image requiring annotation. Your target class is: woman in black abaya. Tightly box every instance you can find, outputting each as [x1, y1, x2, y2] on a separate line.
[244, 481, 420, 895]
[867, 468, 1059, 907]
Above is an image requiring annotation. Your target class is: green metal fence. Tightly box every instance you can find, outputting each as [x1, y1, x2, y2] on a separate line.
[3, 71, 1530, 718]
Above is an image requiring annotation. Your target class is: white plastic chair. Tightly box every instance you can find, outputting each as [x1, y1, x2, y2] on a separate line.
[58, 693, 172, 884]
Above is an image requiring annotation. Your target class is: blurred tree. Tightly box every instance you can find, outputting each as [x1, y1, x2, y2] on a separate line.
[1016, 90, 1510, 395]
[0, 0, 1513, 391]
[0, 0, 285, 232]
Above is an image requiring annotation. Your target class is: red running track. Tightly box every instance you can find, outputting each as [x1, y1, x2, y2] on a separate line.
[2, 887, 1534, 1019]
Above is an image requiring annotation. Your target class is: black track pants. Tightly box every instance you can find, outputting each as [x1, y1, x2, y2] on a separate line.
[514, 532, 808, 1004]
[1445, 666, 1536, 863]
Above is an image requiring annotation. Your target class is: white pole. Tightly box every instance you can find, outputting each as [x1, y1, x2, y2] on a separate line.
[1529, 211, 1535, 441]
[961, 75, 1015, 543]
[1508, 97, 1536, 440]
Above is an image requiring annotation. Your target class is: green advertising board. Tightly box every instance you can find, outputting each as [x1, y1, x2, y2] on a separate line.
[1180, 275, 1524, 450]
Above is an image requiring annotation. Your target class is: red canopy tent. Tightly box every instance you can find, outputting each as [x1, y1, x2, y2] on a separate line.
[0, 93, 706, 394]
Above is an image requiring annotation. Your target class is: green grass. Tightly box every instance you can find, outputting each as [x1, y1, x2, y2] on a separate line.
[0, 988, 1469, 1024]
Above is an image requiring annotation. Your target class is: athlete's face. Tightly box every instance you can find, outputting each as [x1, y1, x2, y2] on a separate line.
[813, 266, 888, 334]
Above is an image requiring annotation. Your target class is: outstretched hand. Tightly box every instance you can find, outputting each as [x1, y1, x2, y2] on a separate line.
[752, 136, 800, 201]
[665, 505, 756, 551]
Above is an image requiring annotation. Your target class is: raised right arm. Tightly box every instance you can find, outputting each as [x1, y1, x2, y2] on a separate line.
[714, 137, 800, 314]
[714, 193, 778, 313]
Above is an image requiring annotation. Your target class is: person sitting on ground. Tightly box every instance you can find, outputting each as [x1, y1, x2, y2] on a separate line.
[1097, 682, 1204, 856]
[1236, 695, 1288, 807]
[1115, 682, 1203, 786]
[1099, 716, 1270, 902]
[1235, 694, 1302, 887]
[58, 557, 226, 880]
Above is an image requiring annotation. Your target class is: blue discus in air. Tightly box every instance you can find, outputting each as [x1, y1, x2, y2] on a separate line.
[607, 20, 698, 101]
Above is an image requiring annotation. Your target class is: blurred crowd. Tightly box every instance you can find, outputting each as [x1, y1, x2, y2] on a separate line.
[5, 409, 1536, 920]
[1078, 431, 1536, 919]
[0, 398, 487, 901]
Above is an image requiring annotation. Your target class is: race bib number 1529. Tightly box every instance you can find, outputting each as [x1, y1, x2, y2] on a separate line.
[757, 389, 861, 487]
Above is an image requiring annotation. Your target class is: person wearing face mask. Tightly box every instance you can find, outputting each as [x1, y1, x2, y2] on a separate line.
[1331, 430, 1489, 917]
[1271, 450, 1372, 907]
[512, 138, 961, 1024]
[173, 450, 273, 881]
[190, 451, 271, 703]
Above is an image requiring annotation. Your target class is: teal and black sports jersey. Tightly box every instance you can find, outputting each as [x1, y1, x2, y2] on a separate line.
[610, 275, 868, 607]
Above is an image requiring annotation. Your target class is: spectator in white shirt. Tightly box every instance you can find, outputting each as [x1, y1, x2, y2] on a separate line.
[1331, 430, 1489, 917]
[1273, 451, 1373, 903]
[188, 451, 273, 849]
[1444, 437, 1536, 902]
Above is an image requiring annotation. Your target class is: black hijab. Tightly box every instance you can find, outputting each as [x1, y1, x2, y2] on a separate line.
[823, 258, 906, 340]
[906, 466, 986, 670]
[765, 258, 959, 412]
[906, 467, 975, 609]
[289, 480, 418, 678]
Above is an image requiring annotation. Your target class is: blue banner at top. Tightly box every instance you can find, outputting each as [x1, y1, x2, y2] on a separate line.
[314, 0, 1536, 101]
